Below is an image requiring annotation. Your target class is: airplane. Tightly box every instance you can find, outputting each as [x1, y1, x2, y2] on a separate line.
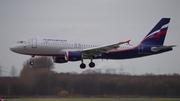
[10, 18, 176, 69]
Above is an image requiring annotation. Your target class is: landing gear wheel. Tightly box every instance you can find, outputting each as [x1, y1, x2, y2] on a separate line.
[89, 62, 95, 68]
[30, 55, 35, 65]
[80, 63, 86, 69]
[30, 61, 34, 65]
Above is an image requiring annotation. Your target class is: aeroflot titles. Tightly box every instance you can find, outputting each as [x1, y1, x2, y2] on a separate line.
[43, 39, 67, 42]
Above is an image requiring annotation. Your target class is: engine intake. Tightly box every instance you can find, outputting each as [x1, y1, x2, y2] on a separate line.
[65, 51, 82, 61]
[53, 56, 67, 63]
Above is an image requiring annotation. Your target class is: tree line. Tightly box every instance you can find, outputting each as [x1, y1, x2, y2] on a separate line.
[0, 57, 180, 97]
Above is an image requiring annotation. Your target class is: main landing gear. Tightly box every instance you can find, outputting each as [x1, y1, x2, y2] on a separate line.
[89, 59, 95, 68]
[30, 55, 35, 65]
[80, 63, 86, 69]
[80, 59, 95, 69]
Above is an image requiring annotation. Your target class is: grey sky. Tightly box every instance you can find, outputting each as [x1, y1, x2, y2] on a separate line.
[0, 0, 180, 76]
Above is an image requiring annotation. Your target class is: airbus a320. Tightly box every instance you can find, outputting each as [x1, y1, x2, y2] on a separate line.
[10, 18, 176, 69]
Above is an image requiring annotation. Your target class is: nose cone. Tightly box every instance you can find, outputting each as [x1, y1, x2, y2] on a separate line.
[10, 44, 18, 53]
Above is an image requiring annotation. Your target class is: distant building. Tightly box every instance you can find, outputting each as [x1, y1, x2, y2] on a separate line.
[106, 69, 116, 74]
[94, 69, 102, 74]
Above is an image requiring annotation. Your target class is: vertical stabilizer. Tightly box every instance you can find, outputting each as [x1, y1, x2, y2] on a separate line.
[141, 18, 170, 45]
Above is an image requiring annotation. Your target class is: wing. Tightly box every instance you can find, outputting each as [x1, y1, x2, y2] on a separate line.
[82, 40, 130, 57]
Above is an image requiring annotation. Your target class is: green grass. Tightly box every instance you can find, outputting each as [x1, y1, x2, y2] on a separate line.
[4, 98, 180, 101]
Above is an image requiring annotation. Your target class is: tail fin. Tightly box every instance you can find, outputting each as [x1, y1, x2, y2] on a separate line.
[141, 18, 170, 45]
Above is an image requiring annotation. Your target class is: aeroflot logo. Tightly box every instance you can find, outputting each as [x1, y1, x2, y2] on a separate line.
[43, 39, 67, 42]
[144, 23, 169, 40]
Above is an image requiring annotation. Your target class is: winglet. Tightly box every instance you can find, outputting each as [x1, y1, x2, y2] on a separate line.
[126, 40, 131, 44]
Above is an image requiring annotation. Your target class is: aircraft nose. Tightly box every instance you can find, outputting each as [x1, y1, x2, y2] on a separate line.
[10, 44, 18, 52]
[10, 45, 15, 51]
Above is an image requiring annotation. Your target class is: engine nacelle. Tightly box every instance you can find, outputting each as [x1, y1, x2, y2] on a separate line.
[53, 56, 67, 63]
[65, 51, 82, 61]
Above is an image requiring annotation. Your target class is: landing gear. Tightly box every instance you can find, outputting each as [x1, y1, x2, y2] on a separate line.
[89, 59, 95, 68]
[89, 62, 95, 68]
[80, 63, 86, 69]
[79, 59, 95, 69]
[30, 61, 34, 65]
[30, 55, 35, 65]
[80, 59, 86, 69]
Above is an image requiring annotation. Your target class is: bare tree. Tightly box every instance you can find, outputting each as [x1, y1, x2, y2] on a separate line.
[10, 65, 17, 77]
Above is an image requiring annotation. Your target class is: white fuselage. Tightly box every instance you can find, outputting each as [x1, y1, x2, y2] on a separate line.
[10, 37, 134, 56]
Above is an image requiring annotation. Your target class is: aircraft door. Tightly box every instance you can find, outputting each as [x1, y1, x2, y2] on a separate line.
[74, 43, 81, 49]
[138, 44, 143, 54]
[74, 43, 77, 48]
[32, 38, 37, 48]
[78, 43, 81, 49]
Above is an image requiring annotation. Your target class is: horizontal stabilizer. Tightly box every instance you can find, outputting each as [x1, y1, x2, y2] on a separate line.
[151, 45, 176, 52]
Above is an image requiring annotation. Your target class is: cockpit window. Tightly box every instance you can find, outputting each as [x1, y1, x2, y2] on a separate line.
[16, 41, 26, 44]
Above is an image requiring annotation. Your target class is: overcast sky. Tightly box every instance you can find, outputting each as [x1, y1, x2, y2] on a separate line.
[0, 0, 180, 76]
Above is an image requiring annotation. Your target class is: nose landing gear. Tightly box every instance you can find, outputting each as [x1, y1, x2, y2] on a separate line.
[30, 61, 34, 65]
[30, 55, 35, 65]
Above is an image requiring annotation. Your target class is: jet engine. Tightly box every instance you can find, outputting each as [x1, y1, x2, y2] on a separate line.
[65, 51, 82, 61]
[53, 56, 67, 63]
